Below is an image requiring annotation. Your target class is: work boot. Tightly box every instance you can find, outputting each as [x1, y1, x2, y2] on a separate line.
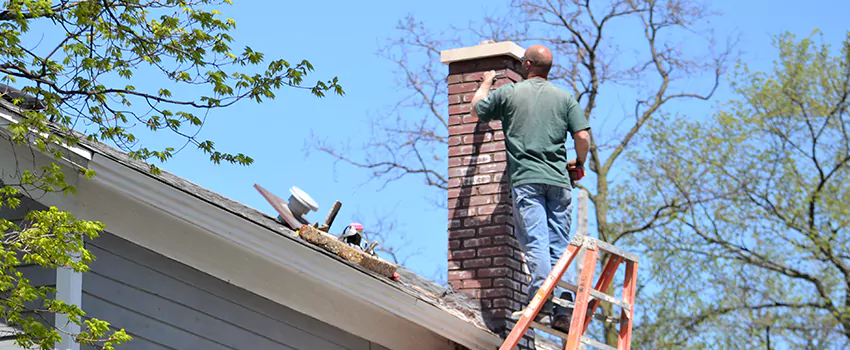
[551, 314, 571, 334]
[552, 292, 574, 334]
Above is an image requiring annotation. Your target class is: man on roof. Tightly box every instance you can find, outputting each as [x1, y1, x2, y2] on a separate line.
[470, 44, 591, 334]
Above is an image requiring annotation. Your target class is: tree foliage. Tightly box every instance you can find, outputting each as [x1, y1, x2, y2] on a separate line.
[0, 1, 342, 348]
[630, 30, 850, 348]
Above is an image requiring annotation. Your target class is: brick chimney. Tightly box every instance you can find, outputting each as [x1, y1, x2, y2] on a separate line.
[441, 41, 534, 348]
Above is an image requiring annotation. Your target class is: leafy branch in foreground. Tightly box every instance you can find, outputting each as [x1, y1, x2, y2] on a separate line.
[1, 0, 343, 348]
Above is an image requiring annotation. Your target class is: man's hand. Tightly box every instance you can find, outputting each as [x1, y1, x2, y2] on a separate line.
[471, 71, 498, 121]
[567, 158, 585, 186]
[483, 70, 497, 84]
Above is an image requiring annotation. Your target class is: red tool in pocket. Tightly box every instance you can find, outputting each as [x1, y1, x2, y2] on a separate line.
[568, 166, 585, 181]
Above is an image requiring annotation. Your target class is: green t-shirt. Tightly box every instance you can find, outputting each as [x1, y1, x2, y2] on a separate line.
[475, 78, 590, 188]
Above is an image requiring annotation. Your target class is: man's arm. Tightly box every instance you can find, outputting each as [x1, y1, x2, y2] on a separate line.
[571, 129, 591, 167]
[470, 70, 498, 122]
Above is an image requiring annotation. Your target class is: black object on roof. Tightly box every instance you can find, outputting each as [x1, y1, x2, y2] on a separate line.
[0, 84, 46, 110]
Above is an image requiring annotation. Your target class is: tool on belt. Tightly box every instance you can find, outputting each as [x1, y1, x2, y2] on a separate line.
[338, 222, 379, 257]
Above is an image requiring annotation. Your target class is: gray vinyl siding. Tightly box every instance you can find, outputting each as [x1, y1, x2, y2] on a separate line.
[82, 232, 378, 350]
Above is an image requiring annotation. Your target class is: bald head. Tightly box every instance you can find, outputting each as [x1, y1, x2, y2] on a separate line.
[523, 45, 553, 78]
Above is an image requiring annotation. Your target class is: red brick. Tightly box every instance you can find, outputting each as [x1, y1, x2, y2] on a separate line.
[448, 270, 474, 280]
[493, 256, 522, 271]
[481, 288, 512, 298]
[463, 258, 492, 268]
[493, 79, 512, 88]
[448, 261, 462, 270]
[449, 228, 476, 239]
[448, 145, 473, 157]
[514, 291, 528, 303]
[464, 237, 492, 248]
[448, 178, 461, 188]
[448, 94, 462, 105]
[493, 192, 510, 203]
[451, 249, 476, 260]
[494, 130, 505, 140]
[479, 246, 508, 257]
[495, 204, 512, 214]
[493, 235, 519, 248]
[448, 82, 478, 94]
[462, 154, 492, 165]
[481, 141, 506, 153]
[448, 198, 458, 209]
[448, 115, 461, 125]
[514, 271, 529, 281]
[448, 104, 471, 115]
[513, 249, 525, 260]
[462, 114, 479, 124]
[478, 204, 498, 215]
[463, 72, 485, 82]
[480, 299, 492, 309]
[459, 288, 481, 298]
[449, 280, 462, 290]
[461, 92, 475, 103]
[448, 136, 462, 146]
[448, 167, 472, 178]
[448, 240, 460, 249]
[489, 308, 509, 319]
[462, 133, 493, 144]
[478, 267, 510, 277]
[476, 120, 501, 132]
[479, 162, 506, 173]
[448, 189, 460, 198]
[448, 157, 462, 167]
[475, 184, 501, 195]
[493, 173, 504, 183]
[494, 278, 522, 291]
[493, 298, 521, 309]
[480, 226, 511, 236]
[449, 219, 462, 229]
[494, 152, 507, 162]
[472, 175, 491, 185]
[463, 216, 491, 227]
[470, 196, 492, 206]
[463, 279, 492, 288]
[448, 206, 475, 218]
[447, 74, 463, 84]
[504, 69, 524, 82]
[494, 214, 513, 224]
[448, 124, 476, 136]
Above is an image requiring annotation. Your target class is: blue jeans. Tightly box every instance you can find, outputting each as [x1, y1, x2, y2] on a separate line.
[511, 183, 575, 317]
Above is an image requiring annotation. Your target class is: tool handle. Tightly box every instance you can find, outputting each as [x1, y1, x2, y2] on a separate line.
[320, 200, 342, 232]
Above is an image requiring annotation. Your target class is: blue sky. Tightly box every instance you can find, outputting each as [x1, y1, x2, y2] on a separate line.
[128, 0, 850, 283]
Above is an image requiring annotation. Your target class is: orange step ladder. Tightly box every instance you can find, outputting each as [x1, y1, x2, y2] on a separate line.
[499, 235, 639, 350]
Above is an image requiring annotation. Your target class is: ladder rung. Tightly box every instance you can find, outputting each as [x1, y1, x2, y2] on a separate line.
[529, 321, 617, 350]
[558, 281, 632, 311]
[581, 336, 618, 350]
[573, 236, 639, 262]
[551, 297, 621, 324]
[552, 296, 575, 309]
[529, 320, 569, 340]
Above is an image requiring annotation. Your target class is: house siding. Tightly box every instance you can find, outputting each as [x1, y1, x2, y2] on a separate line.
[82, 232, 376, 350]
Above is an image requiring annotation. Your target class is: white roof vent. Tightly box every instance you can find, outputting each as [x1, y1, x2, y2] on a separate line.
[288, 186, 318, 218]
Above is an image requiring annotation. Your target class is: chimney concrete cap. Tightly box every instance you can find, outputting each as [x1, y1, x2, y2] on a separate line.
[440, 41, 525, 65]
